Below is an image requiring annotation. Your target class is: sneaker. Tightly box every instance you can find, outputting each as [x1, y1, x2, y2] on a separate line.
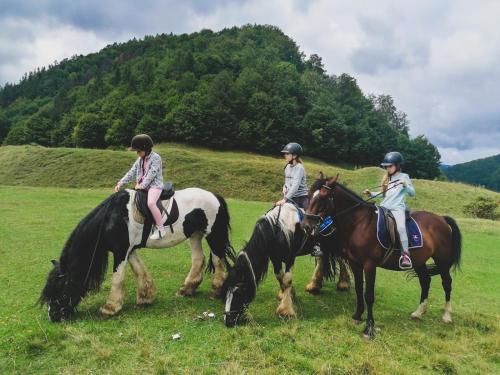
[150, 227, 167, 240]
[399, 254, 412, 269]
[310, 244, 323, 257]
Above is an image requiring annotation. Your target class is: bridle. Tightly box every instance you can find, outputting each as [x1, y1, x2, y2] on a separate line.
[304, 183, 362, 237]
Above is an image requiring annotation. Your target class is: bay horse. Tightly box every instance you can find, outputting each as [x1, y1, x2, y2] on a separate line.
[301, 175, 462, 339]
[222, 203, 345, 327]
[40, 188, 235, 322]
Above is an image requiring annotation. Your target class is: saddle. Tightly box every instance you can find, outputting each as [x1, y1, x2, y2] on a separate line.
[376, 206, 423, 251]
[132, 182, 179, 232]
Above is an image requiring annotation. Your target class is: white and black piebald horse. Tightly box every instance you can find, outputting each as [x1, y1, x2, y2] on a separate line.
[40, 187, 235, 322]
[222, 203, 344, 327]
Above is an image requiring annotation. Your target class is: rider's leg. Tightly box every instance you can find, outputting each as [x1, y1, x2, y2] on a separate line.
[392, 209, 411, 267]
[148, 187, 165, 239]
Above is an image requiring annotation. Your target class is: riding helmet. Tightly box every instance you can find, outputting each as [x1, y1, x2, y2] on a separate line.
[380, 151, 404, 167]
[128, 134, 153, 152]
[281, 142, 303, 156]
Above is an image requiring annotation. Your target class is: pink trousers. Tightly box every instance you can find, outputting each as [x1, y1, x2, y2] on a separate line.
[147, 188, 164, 229]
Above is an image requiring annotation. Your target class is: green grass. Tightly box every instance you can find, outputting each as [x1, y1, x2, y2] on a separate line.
[0, 143, 499, 218]
[1, 186, 499, 374]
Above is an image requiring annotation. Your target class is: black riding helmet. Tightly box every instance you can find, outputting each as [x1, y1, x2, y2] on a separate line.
[381, 151, 404, 167]
[281, 142, 303, 156]
[128, 134, 153, 152]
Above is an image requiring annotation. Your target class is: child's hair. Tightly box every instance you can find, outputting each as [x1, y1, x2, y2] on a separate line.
[381, 165, 402, 196]
[295, 156, 302, 164]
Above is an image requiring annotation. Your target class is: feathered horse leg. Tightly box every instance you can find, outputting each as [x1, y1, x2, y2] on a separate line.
[100, 252, 130, 317]
[305, 257, 323, 294]
[276, 267, 296, 318]
[128, 251, 155, 306]
[177, 232, 205, 296]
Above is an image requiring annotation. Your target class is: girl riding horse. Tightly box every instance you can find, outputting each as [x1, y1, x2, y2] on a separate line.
[302, 174, 461, 339]
[363, 152, 415, 269]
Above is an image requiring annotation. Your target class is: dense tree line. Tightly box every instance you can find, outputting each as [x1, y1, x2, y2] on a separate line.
[444, 154, 500, 192]
[0, 25, 441, 178]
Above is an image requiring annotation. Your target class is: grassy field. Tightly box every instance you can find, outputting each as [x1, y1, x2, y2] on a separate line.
[0, 185, 499, 374]
[0, 143, 499, 218]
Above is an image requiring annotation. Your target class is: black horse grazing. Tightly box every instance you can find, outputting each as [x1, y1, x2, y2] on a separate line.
[40, 188, 235, 322]
[223, 203, 343, 327]
[301, 176, 462, 339]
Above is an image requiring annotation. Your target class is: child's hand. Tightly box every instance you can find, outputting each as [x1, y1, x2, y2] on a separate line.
[363, 189, 371, 197]
[113, 185, 120, 193]
[135, 183, 141, 190]
[275, 199, 286, 206]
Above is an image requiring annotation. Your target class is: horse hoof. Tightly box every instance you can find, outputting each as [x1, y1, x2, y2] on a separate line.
[305, 283, 321, 295]
[336, 281, 350, 291]
[100, 303, 121, 317]
[276, 305, 296, 319]
[363, 328, 376, 340]
[209, 289, 222, 300]
[176, 289, 195, 297]
[442, 316, 453, 324]
[363, 332, 375, 340]
[411, 312, 422, 320]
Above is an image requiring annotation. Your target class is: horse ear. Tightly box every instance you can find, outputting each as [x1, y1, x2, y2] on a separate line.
[318, 171, 324, 179]
[327, 173, 339, 186]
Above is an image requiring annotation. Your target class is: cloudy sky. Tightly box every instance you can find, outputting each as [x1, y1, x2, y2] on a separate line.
[1, 0, 499, 164]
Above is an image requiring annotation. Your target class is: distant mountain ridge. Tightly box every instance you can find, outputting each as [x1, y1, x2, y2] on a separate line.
[443, 154, 500, 192]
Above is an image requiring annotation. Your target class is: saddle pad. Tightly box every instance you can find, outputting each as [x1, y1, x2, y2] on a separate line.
[376, 209, 423, 250]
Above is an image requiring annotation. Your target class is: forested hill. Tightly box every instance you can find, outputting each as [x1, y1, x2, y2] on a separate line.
[444, 154, 500, 192]
[0, 24, 440, 178]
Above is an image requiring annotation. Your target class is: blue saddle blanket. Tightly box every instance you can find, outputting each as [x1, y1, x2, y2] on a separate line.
[376, 208, 423, 250]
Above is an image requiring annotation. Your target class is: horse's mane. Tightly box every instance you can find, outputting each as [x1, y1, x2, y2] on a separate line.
[311, 177, 374, 208]
[59, 191, 128, 293]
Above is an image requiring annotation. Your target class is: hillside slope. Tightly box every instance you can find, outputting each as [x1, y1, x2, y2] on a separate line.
[0, 143, 498, 218]
[444, 154, 500, 192]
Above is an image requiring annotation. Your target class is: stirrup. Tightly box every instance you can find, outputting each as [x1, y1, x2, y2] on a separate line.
[399, 255, 412, 270]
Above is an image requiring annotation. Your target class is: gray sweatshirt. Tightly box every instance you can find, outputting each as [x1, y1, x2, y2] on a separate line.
[284, 163, 308, 199]
[118, 151, 164, 190]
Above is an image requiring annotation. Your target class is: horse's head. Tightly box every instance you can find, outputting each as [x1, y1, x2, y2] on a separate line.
[39, 260, 81, 322]
[222, 254, 257, 328]
[301, 173, 338, 236]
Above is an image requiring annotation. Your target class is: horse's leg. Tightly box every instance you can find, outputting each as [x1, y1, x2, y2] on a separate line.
[351, 262, 364, 323]
[100, 253, 128, 316]
[337, 260, 351, 291]
[440, 266, 453, 323]
[128, 251, 156, 306]
[276, 266, 296, 318]
[305, 257, 323, 294]
[411, 264, 431, 320]
[177, 232, 205, 297]
[209, 253, 227, 299]
[362, 264, 377, 339]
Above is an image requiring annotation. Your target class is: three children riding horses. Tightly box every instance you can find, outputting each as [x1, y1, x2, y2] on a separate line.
[116, 134, 415, 269]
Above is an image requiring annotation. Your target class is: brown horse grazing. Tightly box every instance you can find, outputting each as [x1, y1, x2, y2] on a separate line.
[300, 175, 462, 339]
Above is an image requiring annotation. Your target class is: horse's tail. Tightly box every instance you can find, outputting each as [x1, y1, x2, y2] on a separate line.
[443, 215, 462, 272]
[206, 194, 236, 272]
